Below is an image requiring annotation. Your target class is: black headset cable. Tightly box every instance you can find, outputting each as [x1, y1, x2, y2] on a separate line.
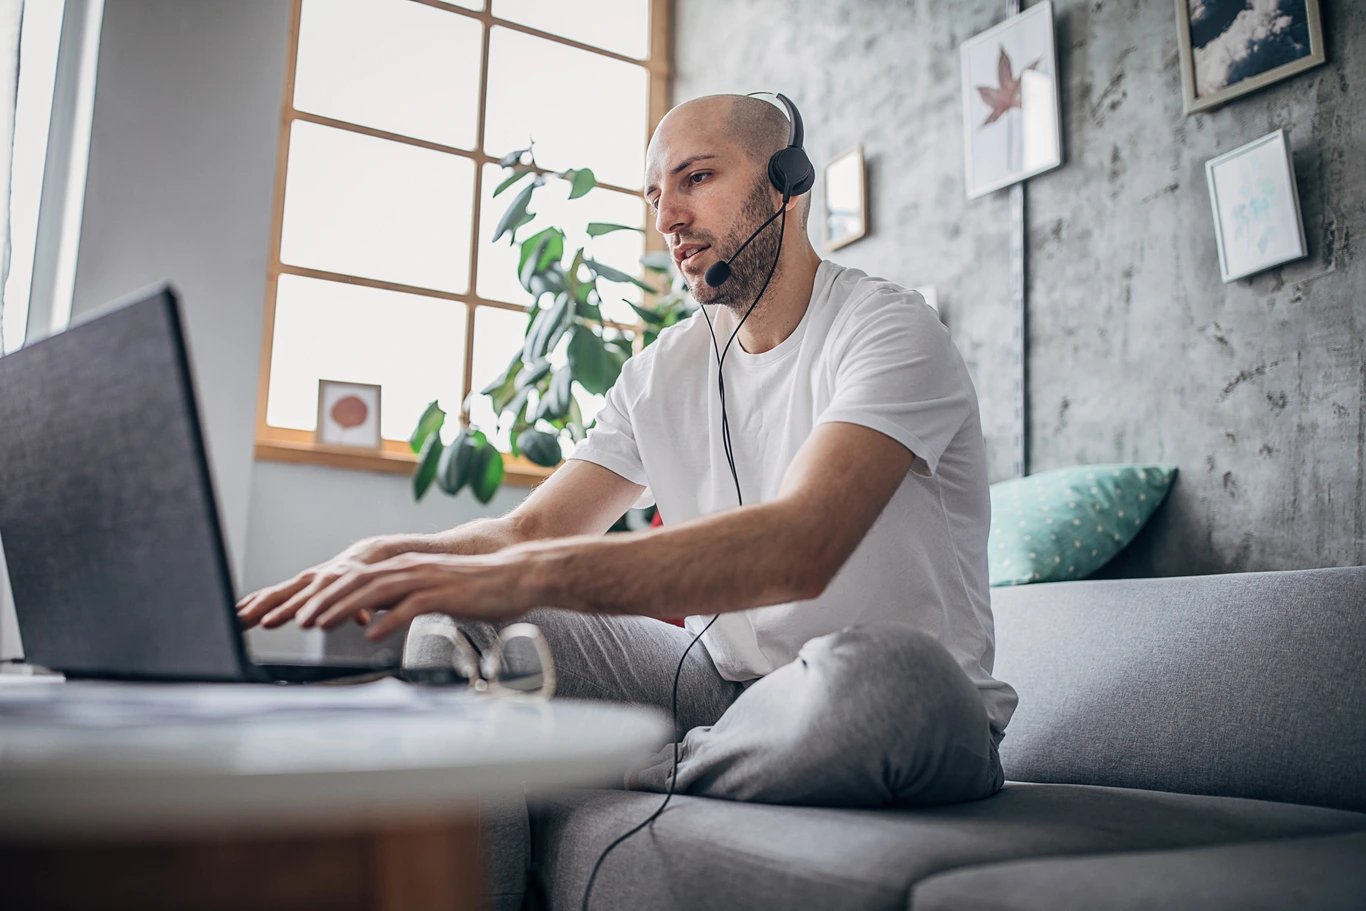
[579, 199, 789, 911]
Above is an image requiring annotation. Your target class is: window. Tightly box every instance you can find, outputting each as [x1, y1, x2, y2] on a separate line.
[254, 0, 672, 482]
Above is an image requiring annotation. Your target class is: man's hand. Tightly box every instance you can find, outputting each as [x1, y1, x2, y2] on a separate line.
[292, 551, 532, 641]
[236, 536, 399, 631]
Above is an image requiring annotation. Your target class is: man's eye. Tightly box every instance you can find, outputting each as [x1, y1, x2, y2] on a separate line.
[690, 172, 710, 184]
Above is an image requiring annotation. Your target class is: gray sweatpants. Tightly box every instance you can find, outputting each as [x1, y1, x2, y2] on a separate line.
[404, 609, 1004, 909]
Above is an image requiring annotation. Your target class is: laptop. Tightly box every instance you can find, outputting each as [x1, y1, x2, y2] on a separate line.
[0, 283, 399, 683]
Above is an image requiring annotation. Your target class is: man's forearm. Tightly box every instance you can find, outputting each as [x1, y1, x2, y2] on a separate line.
[372, 515, 528, 559]
[507, 501, 826, 621]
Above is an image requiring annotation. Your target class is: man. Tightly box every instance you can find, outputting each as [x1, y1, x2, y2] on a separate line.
[238, 93, 1017, 809]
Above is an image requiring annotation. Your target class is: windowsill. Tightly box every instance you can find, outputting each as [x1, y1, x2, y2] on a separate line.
[254, 431, 555, 487]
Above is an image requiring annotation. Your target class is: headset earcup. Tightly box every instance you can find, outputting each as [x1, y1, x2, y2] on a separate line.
[768, 146, 815, 197]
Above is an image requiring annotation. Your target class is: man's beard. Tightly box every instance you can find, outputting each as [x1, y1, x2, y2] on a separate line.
[687, 177, 784, 313]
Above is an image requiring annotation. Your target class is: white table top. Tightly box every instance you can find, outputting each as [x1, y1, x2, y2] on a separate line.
[0, 677, 670, 836]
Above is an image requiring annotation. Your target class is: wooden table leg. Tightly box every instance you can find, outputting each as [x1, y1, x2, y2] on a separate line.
[0, 815, 486, 911]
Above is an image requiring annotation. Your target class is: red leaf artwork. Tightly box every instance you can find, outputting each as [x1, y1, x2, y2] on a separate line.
[330, 395, 369, 428]
[976, 46, 1041, 127]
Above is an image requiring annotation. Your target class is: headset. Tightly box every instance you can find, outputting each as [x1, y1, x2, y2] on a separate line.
[580, 92, 815, 911]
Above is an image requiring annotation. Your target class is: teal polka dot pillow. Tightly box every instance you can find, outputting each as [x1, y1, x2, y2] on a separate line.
[988, 464, 1177, 587]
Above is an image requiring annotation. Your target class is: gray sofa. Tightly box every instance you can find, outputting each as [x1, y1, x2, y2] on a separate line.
[518, 565, 1366, 910]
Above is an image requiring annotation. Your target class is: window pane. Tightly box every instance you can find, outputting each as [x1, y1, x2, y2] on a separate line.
[476, 163, 647, 323]
[484, 27, 647, 190]
[467, 305, 609, 453]
[267, 274, 467, 442]
[280, 121, 475, 294]
[294, 0, 483, 150]
[2, 0, 64, 354]
[492, 0, 649, 59]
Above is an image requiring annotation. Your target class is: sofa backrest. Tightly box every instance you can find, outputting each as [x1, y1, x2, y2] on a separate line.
[990, 566, 1366, 812]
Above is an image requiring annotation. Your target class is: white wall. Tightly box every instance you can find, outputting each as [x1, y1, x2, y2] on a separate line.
[68, 0, 529, 660]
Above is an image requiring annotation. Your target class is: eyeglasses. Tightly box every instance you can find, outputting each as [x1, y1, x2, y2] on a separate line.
[402, 621, 556, 700]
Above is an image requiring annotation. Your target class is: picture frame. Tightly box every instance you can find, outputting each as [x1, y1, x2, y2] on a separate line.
[315, 379, 382, 450]
[1205, 128, 1307, 284]
[959, 1, 1063, 200]
[823, 146, 868, 251]
[1175, 0, 1325, 115]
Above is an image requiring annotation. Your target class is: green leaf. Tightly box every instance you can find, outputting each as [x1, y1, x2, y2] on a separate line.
[470, 438, 505, 504]
[436, 428, 470, 496]
[523, 292, 573, 363]
[518, 428, 563, 467]
[577, 298, 603, 322]
[413, 433, 444, 501]
[498, 146, 532, 168]
[565, 168, 596, 199]
[535, 365, 573, 422]
[408, 400, 446, 454]
[514, 358, 551, 390]
[585, 258, 653, 293]
[478, 347, 523, 413]
[627, 301, 665, 325]
[586, 222, 644, 238]
[493, 167, 533, 198]
[565, 397, 586, 442]
[567, 325, 622, 395]
[518, 227, 565, 292]
[565, 249, 589, 305]
[640, 250, 674, 273]
[493, 181, 536, 244]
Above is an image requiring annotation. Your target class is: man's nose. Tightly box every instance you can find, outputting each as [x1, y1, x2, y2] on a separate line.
[653, 189, 689, 237]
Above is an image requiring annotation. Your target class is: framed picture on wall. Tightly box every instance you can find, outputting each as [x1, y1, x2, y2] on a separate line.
[1175, 0, 1326, 115]
[315, 379, 382, 450]
[959, 1, 1063, 200]
[1205, 129, 1307, 283]
[823, 146, 867, 251]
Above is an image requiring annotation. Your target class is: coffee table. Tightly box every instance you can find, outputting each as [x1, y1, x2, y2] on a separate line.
[0, 678, 669, 910]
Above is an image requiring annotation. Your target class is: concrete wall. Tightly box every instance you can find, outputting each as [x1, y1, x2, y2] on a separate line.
[673, 0, 1364, 575]
[70, 0, 531, 659]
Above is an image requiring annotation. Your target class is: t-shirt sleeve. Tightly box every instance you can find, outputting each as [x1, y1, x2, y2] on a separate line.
[815, 293, 972, 478]
[566, 352, 655, 509]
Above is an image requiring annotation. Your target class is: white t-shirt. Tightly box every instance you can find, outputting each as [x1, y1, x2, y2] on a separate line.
[568, 259, 1018, 739]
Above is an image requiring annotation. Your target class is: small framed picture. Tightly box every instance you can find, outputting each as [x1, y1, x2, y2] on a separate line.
[1205, 129, 1307, 284]
[315, 379, 382, 450]
[823, 146, 867, 251]
[1175, 0, 1325, 115]
[960, 1, 1063, 200]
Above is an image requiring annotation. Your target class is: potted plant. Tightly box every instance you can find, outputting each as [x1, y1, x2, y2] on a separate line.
[406, 143, 695, 510]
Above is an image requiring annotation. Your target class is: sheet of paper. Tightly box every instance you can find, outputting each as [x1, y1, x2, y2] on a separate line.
[0, 677, 482, 726]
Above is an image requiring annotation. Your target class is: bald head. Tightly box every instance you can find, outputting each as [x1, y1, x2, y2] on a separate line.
[646, 94, 811, 229]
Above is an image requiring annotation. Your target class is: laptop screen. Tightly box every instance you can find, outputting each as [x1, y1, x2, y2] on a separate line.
[0, 285, 247, 679]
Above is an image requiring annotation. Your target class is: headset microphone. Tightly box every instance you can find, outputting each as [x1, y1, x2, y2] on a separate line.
[704, 204, 787, 288]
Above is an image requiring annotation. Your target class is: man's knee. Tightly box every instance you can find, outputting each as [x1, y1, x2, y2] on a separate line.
[800, 622, 985, 727]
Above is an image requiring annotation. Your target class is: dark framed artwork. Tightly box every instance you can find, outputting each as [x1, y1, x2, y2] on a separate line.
[1175, 0, 1326, 115]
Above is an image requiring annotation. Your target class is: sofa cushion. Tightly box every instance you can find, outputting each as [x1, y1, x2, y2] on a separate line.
[991, 566, 1366, 811]
[988, 464, 1176, 586]
[911, 830, 1366, 911]
[530, 782, 1366, 911]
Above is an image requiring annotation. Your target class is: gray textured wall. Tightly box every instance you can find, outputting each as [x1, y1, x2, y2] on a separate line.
[673, 0, 1364, 575]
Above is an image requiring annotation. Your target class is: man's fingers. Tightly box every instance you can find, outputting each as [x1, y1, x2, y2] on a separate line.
[296, 569, 383, 629]
[364, 594, 429, 642]
[312, 572, 425, 631]
[261, 575, 335, 629]
[236, 576, 310, 629]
